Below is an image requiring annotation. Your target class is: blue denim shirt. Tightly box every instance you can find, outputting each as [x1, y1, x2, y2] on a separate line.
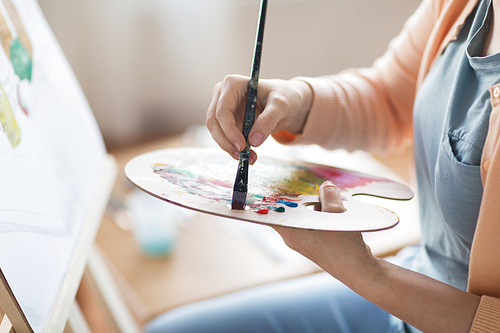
[400, 0, 500, 331]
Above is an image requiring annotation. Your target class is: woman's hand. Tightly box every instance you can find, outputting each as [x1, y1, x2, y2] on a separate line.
[273, 181, 480, 333]
[272, 181, 374, 283]
[205, 75, 312, 164]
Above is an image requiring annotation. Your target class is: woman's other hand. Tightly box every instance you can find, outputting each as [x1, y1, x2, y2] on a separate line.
[272, 181, 374, 282]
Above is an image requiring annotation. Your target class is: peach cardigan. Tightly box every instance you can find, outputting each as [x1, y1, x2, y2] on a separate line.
[273, 0, 500, 330]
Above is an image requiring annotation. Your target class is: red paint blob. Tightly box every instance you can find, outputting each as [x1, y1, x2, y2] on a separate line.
[254, 207, 269, 214]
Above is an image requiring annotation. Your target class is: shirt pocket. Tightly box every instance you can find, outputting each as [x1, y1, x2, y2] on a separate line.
[434, 133, 483, 243]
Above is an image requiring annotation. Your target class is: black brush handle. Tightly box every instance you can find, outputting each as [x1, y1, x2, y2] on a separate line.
[232, 0, 268, 208]
[233, 149, 249, 193]
[241, 0, 267, 143]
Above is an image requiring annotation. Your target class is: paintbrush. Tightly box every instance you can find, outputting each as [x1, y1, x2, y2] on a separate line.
[231, 0, 268, 210]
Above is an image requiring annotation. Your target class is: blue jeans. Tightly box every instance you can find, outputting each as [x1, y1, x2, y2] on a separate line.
[144, 271, 404, 333]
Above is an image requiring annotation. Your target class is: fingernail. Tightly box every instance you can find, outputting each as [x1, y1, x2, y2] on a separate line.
[234, 142, 241, 151]
[249, 155, 256, 165]
[233, 151, 240, 160]
[251, 132, 264, 146]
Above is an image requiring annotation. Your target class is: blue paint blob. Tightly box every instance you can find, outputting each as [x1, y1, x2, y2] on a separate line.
[276, 200, 298, 207]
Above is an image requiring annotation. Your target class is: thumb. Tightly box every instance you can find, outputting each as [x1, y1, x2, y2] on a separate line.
[319, 181, 346, 213]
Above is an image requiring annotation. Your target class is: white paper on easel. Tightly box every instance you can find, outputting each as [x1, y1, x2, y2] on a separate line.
[0, 0, 106, 332]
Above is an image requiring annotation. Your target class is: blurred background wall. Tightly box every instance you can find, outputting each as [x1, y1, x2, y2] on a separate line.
[37, 0, 421, 149]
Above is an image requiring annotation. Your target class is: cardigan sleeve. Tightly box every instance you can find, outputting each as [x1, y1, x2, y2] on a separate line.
[469, 296, 500, 332]
[468, 84, 500, 299]
[272, 0, 437, 154]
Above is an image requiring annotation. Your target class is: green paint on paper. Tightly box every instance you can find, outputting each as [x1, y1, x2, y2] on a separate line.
[10, 39, 32, 81]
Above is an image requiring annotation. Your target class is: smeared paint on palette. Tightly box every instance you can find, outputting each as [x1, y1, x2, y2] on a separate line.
[125, 148, 413, 231]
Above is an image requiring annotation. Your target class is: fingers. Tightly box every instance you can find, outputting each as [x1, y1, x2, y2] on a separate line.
[249, 149, 258, 165]
[248, 79, 313, 147]
[206, 76, 309, 161]
[217, 76, 249, 151]
[206, 76, 248, 160]
[319, 181, 346, 213]
[248, 89, 288, 147]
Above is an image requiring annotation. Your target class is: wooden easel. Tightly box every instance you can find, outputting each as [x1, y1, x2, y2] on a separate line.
[0, 155, 140, 333]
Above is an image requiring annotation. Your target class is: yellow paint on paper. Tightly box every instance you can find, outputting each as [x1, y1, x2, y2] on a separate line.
[0, 84, 20, 147]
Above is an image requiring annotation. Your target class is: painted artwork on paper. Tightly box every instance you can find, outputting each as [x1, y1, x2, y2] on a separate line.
[126, 148, 413, 232]
[0, 0, 107, 332]
[0, 0, 33, 148]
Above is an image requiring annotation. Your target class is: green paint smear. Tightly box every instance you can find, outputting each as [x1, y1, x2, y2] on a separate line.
[10, 39, 32, 81]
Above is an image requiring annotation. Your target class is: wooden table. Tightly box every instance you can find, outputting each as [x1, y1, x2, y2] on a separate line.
[94, 130, 419, 329]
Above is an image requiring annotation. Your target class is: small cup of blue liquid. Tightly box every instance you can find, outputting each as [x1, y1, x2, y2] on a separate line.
[125, 189, 182, 257]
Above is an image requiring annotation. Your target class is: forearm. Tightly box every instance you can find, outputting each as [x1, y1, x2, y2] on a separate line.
[276, 183, 482, 332]
[274, 0, 439, 153]
[337, 256, 481, 333]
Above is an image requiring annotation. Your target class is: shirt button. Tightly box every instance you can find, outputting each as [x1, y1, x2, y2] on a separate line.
[484, 160, 491, 170]
[494, 87, 500, 98]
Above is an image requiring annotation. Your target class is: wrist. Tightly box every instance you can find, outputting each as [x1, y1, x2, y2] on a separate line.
[346, 255, 385, 292]
[288, 79, 313, 134]
[330, 245, 381, 290]
[314, 233, 379, 287]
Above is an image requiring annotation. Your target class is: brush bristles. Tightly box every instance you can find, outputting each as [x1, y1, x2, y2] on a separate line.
[231, 191, 247, 210]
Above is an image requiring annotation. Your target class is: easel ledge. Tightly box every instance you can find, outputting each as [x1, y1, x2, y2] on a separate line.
[0, 314, 14, 333]
[0, 154, 138, 333]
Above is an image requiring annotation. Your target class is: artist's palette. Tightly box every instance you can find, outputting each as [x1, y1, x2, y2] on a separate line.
[125, 148, 413, 231]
